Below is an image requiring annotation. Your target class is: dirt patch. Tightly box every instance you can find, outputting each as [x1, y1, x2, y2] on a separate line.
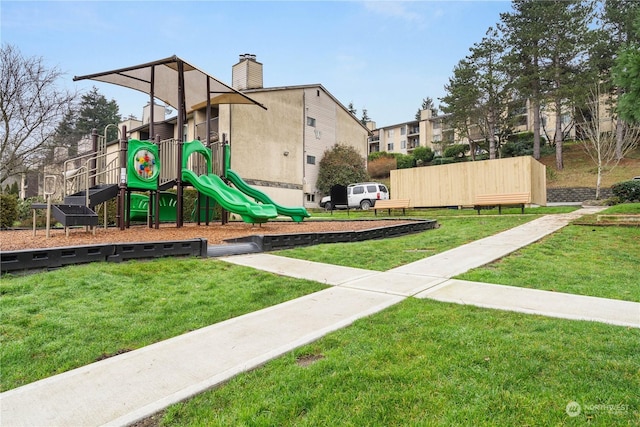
[0, 220, 418, 252]
[296, 353, 325, 367]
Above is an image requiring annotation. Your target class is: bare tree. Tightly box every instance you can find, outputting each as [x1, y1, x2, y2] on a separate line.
[0, 44, 76, 185]
[578, 83, 640, 199]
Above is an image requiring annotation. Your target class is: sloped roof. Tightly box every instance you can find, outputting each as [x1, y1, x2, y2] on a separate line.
[73, 55, 266, 113]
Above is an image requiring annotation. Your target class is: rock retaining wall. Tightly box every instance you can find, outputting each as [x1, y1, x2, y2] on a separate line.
[547, 187, 613, 203]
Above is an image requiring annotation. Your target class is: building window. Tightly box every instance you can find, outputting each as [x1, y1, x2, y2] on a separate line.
[401, 127, 406, 135]
[307, 117, 316, 127]
[387, 129, 394, 138]
[306, 155, 316, 165]
[401, 140, 406, 149]
[306, 194, 315, 202]
[387, 142, 394, 151]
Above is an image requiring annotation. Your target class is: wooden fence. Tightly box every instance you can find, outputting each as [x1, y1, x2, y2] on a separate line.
[390, 156, 547, 207]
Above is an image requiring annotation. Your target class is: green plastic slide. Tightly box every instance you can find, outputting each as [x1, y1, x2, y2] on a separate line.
[182, 169, 277, 224]
[225, 169, 310, 223]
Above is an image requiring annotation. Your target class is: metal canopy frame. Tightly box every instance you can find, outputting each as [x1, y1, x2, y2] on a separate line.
[74, 55, 266, 228]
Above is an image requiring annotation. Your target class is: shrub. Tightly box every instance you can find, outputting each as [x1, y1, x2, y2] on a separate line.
[368, 156, 396, 178]
[13, 196, 52, 228]
[431, 157, 456, 165]
[317, 144, 369, 195]
[183, 189, 222, 222]
[413, 146, 434, 164]
[368, 151, 395, 162]
[16, 196, 44, 221]
[443, 144, 469, 158]
[0, 194, 18, 228]
[395, 153, 415, 169]
[96, 198, 117, 226]
[611, 180, 640, 202]
[501, 132, 554, 157]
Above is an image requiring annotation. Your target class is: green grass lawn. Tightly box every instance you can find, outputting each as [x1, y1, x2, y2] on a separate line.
[277, 215, 538, 271]
[600, 203, 640, 214]
[458, 203, 640, 302]
[0, 258, 327, 391]
[159, 299, 640, 426]
[457, 224, 640, 302]
[3, 204, 638, 426]
[307, 205, 577, 219]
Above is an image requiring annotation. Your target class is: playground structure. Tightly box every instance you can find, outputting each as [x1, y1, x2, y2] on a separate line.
[42, 130, 310, 233]
[36, 56, 309, 235]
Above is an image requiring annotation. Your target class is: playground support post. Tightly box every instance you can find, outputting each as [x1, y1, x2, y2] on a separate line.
[221, 133, 229, 225]
[204, 75, 211, 226]
[117, 125, 128, 230]
[90, 129, 98, 188]
[176, 60, 185, 228]
[153, 134, 161, 229]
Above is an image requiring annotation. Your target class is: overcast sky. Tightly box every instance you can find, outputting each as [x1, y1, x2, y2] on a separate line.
[2, 0, 513, 127]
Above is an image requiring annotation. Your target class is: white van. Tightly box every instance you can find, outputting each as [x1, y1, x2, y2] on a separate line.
[319, 182, 389, 210]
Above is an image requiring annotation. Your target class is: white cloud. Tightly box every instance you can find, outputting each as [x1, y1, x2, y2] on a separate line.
[362, 1, 423, 23]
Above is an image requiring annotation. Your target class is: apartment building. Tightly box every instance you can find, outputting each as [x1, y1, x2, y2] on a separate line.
[369, 96, 586, 158]
[369, 109, 454, 156]
[125, 55, 369, 208]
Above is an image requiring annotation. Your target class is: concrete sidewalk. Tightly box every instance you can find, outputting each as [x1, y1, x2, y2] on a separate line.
[1, 287, 404, 427]
[2, 207, 638, 426]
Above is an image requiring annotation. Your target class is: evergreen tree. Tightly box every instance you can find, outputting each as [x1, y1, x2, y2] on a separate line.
[613, 12, 640, 124]
[51, 86, 122, 158]
[468, 26, 510, 159]
[76, 86, 121, 142]
[415, 97, 438, 120]
[360, 108, 370, 126]
[598, 1, 640, 154]
[52, 108, 80, 157]
[440, 59, 483, 159]
[542, 0, 595, 170]
[501, 0, 552, 160]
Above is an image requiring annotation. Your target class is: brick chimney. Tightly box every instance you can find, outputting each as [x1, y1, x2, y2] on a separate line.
[232, 53, 263, 90]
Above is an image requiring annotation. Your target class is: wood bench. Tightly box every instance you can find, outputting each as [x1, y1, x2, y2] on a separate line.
[373, 199, 410, 216]
[473, 193, 530, 214]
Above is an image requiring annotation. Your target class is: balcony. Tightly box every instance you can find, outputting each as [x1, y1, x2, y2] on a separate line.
[408, 126, 420, 136]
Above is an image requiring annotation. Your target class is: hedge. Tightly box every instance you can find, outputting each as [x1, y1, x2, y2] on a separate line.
[611, 179, 640, 202]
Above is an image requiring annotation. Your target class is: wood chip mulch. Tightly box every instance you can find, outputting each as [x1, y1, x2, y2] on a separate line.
[0, 220, 418, 252]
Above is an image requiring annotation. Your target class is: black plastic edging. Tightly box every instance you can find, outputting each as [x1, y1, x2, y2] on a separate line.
[223, 219, 438, 253]
[1, 238, 207, 274]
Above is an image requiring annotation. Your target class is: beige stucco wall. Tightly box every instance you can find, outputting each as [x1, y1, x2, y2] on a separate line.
[335, 103, 369, 159]
[217, 87, 369, 208]
[227, 89, 304, 184]
[222, 89, 306, 206]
